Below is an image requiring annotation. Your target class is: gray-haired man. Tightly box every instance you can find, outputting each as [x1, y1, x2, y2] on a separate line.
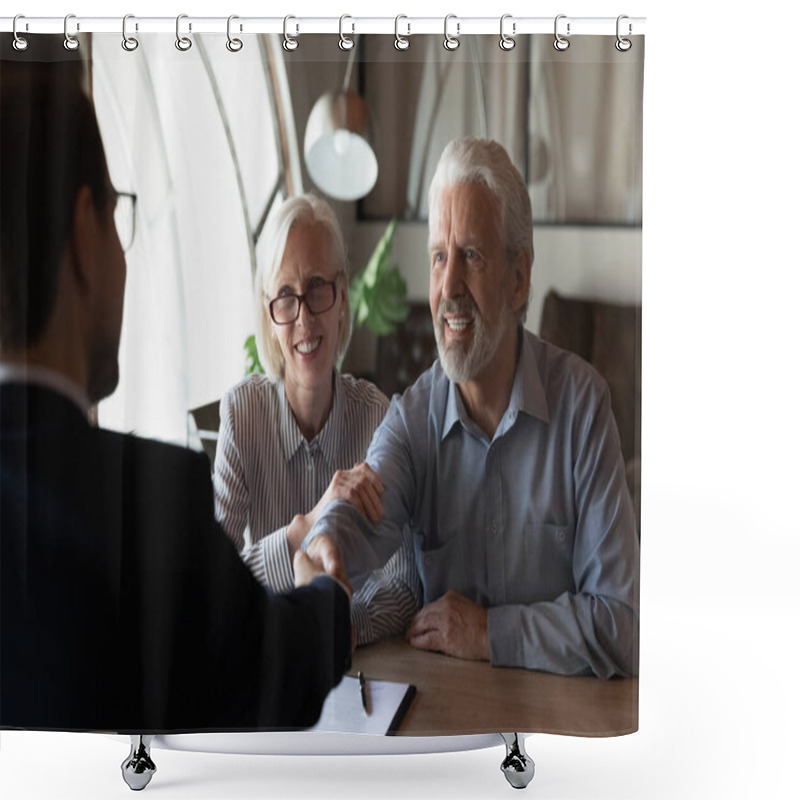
[308, 137, 639, 678]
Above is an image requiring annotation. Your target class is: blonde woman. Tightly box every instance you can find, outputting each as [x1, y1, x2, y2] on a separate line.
[214, 194, 419, 645]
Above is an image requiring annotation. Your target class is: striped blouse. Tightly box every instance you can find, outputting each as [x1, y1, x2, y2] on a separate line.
[213, 371, 421, 645]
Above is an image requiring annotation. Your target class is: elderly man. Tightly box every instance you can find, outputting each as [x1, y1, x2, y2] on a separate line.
[1, 52, 350, 733]
[308, 138, 639, 678]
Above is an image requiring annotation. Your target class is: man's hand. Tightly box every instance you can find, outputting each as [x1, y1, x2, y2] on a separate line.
[405, 590, 489, 661]
[293, 534, 352, 599]
[286, 463, 385, 559]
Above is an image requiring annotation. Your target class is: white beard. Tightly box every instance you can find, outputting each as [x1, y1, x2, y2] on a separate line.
[434, 295, 510, 384]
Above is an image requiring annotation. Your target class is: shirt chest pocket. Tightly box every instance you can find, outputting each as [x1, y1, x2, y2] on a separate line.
[516, 522, 575, 603]
[413, 530, 466, 603]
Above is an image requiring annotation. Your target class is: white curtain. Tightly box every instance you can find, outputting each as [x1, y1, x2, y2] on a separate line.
[92, 35, 292, 443]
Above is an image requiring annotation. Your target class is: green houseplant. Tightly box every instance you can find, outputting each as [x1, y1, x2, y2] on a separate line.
[348, 220, 410, 337]
[244, 219, 409, 376]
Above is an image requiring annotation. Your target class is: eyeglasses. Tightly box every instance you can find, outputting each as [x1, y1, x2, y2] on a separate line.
[110, 189, 137, 253]
[267, 277, 339, 325]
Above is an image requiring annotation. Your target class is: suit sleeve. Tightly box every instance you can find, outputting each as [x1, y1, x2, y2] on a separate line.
[132, 444, 351, 732]
[200, 452, 351, 730]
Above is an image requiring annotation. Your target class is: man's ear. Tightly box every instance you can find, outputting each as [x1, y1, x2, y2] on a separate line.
[510, 250, 532, 315]
[69, 185, 99, 290]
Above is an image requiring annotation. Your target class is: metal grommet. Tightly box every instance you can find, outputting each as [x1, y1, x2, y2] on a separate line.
[339, 14, 354, 50]
[443, 14, 460, 51]
[394, 15, 410, 51]
[553, 14, 570, 51]
[12, 15, 29, 51]
[226, 15, 243, 52]
[121, 14, 138, 51]
[499, 13, 515, 51]
[615, 15, 632, 52]
[283, 15, 299, 51]
[175, 13, 192, 51]
[63, 14, 79, 50]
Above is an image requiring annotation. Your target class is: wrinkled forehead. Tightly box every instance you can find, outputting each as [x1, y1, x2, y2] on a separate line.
[428, 180, 502, 249]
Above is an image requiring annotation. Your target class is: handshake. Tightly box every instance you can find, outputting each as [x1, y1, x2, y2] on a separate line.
[293, 535, 352, 599]
[288, 462, 385, 600]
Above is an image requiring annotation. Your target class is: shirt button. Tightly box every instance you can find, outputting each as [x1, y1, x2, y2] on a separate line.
[491, 522, 498, 535]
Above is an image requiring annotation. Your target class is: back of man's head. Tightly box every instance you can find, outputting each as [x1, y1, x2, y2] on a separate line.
[1, 49, 108, 352]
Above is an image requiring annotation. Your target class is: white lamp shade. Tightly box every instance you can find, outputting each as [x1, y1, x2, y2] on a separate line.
[304, 91, 378, 201]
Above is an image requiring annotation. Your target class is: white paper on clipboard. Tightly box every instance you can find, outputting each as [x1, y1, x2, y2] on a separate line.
[310, 675, 416, 736]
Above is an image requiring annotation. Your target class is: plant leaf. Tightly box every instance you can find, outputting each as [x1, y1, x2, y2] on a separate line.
[361, 219, 397, 289]
[350, 219, 410, 336]
[376, 267, 410, 323]
[243, 334, 265, 376]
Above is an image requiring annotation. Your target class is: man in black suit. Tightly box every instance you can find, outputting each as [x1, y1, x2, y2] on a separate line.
[0, 50, 351, 734]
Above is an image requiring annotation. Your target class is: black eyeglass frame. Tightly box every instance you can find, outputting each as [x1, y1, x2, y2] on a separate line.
[267, 275, 342, 325]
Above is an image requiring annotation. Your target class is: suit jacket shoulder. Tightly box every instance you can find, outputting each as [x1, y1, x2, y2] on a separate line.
[1, 383, 350, 732]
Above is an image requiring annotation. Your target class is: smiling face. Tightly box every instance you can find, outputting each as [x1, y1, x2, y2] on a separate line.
[269, 220, 344, 397]
[429, 181, 526, 386]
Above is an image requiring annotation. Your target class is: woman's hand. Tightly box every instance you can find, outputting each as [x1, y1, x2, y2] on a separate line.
[285, 463, 385, 559]
[311, 463, 385, 526]
[318, 464, 383, 524]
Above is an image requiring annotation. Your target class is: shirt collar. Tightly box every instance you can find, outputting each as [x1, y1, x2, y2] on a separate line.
[441, 327, 550, 441]
[516, 329, 550, 425]
[0, 363, 92, 421]
[442, 378, 466, 440]
[278, 371, 344, 469]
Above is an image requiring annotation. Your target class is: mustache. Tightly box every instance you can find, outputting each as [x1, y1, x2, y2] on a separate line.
[437, 296, 478, 322]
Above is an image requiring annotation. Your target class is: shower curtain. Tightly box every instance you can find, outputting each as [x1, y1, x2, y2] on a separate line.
[1, 17, 643, 759]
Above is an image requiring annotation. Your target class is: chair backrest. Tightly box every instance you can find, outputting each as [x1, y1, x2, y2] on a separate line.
[374, 303, 439, 398]
[539, 290, 641, 530]
[188, 400, 221, 469]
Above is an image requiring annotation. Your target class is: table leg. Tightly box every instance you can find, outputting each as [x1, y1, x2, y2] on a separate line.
[500, 733, 535, 789]
[121, 734, 157, 791]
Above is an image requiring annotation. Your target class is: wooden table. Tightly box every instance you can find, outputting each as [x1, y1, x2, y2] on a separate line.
[351, 637, 638, 738]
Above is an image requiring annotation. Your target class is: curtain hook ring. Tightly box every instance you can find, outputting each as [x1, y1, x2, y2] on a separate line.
[554, 14, 570, 51]
[339, 14, 355, 50]
[226, 14, 243, 52]
[615, 14, 632, 52]
[12, 15, 29, 51]
[121, 14, 139, 51]
[63, 14, 79, 50]
[394, 15, 410, 51]
[443, 14, 460, 51]
[499, 14, 516, 51]
[283, 15, 299, 51]
[175, 13, 192, 51]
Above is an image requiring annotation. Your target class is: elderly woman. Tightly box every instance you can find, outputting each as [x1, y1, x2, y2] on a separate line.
[213, 194, 419, 645]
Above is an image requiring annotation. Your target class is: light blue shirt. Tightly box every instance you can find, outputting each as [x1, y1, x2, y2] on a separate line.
[308, 328, 639, 677]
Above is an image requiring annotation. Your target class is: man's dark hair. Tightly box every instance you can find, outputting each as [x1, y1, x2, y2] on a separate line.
[1, 44, 108, 350]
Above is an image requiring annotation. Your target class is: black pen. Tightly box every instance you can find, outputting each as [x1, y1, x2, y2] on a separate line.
[358, 670, 370, 716]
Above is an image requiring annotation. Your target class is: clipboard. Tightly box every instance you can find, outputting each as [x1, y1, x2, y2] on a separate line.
[310, 674, 416, 736]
